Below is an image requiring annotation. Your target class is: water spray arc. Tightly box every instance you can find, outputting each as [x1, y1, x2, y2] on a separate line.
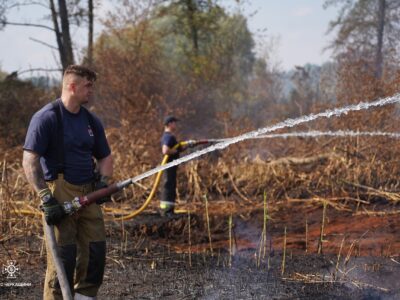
[207, 130, 400, 143]
[14, 130, 400, 218]
[105, 129, 400, 219]
[128, 93, 400, 184]
[258, 130, 400, 139]
[54, 93, 400, 220]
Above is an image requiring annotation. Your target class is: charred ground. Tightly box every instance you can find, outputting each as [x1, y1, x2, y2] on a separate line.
[1, 198, 400, 299]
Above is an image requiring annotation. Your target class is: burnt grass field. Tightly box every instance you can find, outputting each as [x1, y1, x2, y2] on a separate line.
[2, 135, 400, 299]
[1, 198, 400, 300]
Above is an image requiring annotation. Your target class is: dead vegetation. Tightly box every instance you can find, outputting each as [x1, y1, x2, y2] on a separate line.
[1, 97, 400, 299]
[1, 118, 400, 247]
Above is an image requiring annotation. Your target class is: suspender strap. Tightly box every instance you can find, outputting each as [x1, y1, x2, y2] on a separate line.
[51, 100, 97, 175]
[51, 99, 64, 174]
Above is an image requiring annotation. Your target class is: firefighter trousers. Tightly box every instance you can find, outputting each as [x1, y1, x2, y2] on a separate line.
[160, 166, 177, 212]
[43, 175, 106, 300]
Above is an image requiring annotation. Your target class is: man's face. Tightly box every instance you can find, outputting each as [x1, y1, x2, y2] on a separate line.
[71, 77, 94, 104]
[167, 121, 177, 131]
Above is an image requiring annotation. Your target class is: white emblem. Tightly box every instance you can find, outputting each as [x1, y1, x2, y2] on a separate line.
[88, 125, 94, 137]
[2, 260, 19, 279]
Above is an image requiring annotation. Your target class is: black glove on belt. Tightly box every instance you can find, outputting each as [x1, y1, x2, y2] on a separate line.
[39, 188, 66, 225]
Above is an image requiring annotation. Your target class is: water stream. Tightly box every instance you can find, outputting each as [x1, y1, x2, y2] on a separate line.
[129, 94, 400, 184]
[250, 130, 400, 140]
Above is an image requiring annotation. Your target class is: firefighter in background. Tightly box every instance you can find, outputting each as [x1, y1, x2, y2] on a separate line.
[159, 116, 195, 216]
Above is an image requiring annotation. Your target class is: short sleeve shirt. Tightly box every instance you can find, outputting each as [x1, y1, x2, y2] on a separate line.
[23, 100, 111, 185]
[161, 131, 179, 161]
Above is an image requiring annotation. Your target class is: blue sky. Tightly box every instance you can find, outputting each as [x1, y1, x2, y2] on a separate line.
[0, 1, 338, 77]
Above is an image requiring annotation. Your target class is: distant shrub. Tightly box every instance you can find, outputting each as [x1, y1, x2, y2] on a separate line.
[0, 78, 55, 149]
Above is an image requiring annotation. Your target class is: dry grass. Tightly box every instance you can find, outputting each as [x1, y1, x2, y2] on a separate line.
[1, 119, 400, 259]
[1, 144, 398, 221]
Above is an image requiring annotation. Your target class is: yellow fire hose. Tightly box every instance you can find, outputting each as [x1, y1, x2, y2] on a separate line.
[15, 141, 190, 220]
[106, 155, 168, 221]
[104, 141, 187, 221]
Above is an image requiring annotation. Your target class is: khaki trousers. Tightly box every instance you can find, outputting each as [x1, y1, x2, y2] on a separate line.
[43, 175, 106, 300]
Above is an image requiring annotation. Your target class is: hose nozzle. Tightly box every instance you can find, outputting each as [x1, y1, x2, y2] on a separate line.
[62, 197, 83, 215]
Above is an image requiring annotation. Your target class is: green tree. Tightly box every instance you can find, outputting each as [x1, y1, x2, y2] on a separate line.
[154, 3, 255, 103]
[325, 0, 400, 79]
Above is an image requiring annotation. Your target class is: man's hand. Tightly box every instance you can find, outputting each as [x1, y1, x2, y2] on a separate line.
[186, 140, 196, 148]
[95, 175, 111, 205]
[39, 190, 66, 225]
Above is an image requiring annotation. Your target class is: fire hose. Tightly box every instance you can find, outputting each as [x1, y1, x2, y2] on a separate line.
[107, 139, 214, 220]
[40, 140, 212, 299]
[38, 140, 205, 299]
[57, 140, 212, 220]
[12, 140, 216, 219]
[43, 224, 73, 300]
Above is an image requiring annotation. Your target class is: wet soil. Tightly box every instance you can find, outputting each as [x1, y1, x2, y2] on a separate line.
[1, 200, 400, 299]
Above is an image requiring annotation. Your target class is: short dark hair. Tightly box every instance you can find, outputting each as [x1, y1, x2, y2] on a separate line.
[164, 115, 179, 125]
[64, 65, 97, 82]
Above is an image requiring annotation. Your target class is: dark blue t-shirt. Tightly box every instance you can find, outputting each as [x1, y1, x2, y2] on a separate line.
[23, 100, 111, 185]
[161, 132, 179, 162]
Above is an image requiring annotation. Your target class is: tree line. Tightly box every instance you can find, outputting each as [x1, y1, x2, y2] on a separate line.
[1, 0, 400, 151]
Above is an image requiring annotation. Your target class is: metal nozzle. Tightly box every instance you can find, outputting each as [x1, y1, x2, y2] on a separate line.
[62, 197, 82, 215]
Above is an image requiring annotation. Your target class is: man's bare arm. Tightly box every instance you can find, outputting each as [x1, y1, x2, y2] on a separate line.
[162, 145, 179, 156]
[22, 150, 47, 193]
[97, 154, 113, 179]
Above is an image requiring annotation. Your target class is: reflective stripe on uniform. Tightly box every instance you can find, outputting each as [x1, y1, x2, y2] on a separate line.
[160, 201, 175, 209]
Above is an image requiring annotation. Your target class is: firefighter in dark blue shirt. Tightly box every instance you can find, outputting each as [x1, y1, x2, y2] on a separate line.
[22, 65, 113, 300]
[160, 115, 192, 216]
